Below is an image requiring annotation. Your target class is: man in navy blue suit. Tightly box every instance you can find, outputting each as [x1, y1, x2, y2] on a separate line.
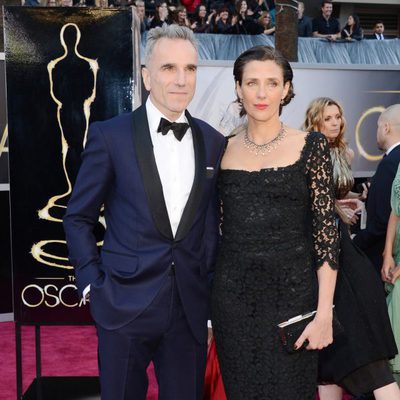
[63, 25, 225, 400]
[352, 104, 400, 275]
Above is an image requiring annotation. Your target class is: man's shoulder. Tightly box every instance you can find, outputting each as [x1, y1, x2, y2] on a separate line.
[375, 148, 400, 178]
[192, 117, 225, 143]
[386, 145, 400, 163]
[91, 112, 133, 133]
[312, 15, 323, 24]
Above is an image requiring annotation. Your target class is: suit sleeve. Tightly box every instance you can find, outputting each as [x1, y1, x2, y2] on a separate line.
[353, 159, 395, 249]
[63, 123, 114, 296]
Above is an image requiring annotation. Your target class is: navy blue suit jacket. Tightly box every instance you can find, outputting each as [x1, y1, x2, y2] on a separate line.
[353, 145, 400, 272]
[63, 105, 225, 343]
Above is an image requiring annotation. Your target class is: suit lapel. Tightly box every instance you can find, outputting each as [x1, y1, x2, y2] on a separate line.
[175, 111, 206, 242]
[131, 105, 173, 240]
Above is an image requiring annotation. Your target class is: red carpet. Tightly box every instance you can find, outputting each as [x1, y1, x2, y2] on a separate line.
[0, 321, 353, 399]
[0, 322, 158, 400]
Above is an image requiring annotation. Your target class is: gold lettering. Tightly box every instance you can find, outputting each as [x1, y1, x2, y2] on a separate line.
[59, 284, 78, 307]
[355, 107, 385, 161]
[44, 284, 61, 307]
[21, 284, 44, 308]
[0, 124, 8, 158]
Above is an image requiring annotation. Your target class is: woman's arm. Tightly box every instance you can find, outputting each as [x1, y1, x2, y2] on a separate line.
[382, 211, 399, 282]
[295, 133, 339, 351]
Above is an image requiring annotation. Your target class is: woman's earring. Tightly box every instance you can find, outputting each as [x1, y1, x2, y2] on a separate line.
[238, 98, 243, 104]
[280, 98, 284, 105]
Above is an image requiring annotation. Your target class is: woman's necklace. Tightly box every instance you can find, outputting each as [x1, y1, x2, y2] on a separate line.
[243, 123, 286, 156]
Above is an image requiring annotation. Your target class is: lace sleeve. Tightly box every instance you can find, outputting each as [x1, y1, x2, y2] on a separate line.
[306, 133, 339, 270]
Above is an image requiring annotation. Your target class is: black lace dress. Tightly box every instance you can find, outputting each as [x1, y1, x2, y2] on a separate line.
[211, 132, 339, 400]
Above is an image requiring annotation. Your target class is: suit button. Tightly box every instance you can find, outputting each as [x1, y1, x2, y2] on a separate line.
[169, 263, 175, 275]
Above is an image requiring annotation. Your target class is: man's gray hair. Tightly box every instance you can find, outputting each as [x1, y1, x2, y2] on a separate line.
[145, 25, 198, 66]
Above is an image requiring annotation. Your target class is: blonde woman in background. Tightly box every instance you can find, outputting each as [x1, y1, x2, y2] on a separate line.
[304, 97, 400, 400]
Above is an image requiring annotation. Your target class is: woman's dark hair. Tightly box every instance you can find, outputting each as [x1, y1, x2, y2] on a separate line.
[235, 0, 246, 15]
[193, 4, 208, 23]
[233, 45, 295, 116]
[348, 13, 360, 30]
[218, 6, 230, 14]
[153, 1, 168, 24]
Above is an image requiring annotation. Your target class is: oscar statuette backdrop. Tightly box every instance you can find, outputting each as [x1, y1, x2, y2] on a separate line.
[4, 6, 141, 323]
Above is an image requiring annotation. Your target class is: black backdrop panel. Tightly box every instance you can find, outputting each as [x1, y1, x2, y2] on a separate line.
[0, 191, 12, 315]
[0, 55, 12, 315]
[5, 7, 138, 323]
[0, 59, 8, 184]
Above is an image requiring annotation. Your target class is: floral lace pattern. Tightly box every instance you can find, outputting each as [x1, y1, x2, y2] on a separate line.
[211, 132, 339, 400]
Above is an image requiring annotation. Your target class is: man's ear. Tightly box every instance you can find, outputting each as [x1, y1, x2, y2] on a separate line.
[142, 66, 151, 91]
[385, 122, 391, 135]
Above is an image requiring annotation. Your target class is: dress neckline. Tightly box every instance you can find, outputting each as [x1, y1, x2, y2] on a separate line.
[221, 131, 313, 174]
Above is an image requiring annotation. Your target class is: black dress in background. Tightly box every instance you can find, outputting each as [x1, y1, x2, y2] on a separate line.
[212, 132, 339, 400]
[318, 222, 397, 395]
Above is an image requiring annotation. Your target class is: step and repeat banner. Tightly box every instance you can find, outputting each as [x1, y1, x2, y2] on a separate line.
[190, 64, 400, 178]
[5, 7, 140, 323]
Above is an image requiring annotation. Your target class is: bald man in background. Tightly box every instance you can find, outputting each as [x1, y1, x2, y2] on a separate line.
[351, 105, 400, 274]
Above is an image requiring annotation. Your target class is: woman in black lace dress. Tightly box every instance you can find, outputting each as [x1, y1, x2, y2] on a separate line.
[211, 46, 339, 400]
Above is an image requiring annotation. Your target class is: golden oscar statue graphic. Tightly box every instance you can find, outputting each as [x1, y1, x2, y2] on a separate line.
[0, 124, 7, 159]
[31, 23, 104, 269]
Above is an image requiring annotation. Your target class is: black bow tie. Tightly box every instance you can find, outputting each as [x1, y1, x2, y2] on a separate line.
[157, 117, 189, 142]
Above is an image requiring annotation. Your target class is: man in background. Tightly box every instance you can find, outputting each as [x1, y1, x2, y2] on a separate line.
[312, 1, 340, 40]
[368, 21, 386, 40]
[350, 105, 400, 275]
[298, 1, 312, 37]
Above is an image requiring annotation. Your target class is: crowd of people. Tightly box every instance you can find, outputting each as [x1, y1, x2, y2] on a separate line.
[24, 0, 397, 40]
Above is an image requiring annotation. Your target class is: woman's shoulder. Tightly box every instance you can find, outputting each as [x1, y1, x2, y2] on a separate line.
[286, 127, 308, 137]
[226, 124, 246, 141]
[303, 131, 330, 149]
[346, 147, 355, 163]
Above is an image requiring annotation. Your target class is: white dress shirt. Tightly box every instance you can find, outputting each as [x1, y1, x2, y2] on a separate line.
[386, 142, 400, 156]
[146, 98, 195, 237]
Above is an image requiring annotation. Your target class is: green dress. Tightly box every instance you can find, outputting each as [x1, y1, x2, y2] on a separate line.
[387, 163, 400, 375]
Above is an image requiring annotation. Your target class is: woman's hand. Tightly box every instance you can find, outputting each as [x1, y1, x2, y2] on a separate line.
[390, 266, 400, 285]
[359, 182, 370, 200]
[338, 203, 358, 225]
[382, 255, 395, 283]
[294, 313, 333, 351]
[337, 198, 364, 214]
